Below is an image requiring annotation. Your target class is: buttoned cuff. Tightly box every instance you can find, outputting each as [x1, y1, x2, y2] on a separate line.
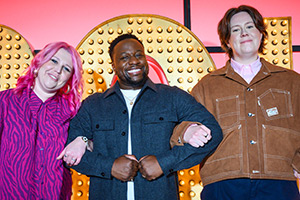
[170, 121, 202, 148]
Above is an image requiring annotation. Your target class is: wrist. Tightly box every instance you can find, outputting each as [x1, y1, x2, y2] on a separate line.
[77, 136, 88, 146]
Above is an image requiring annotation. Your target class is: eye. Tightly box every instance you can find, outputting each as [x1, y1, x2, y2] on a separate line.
[135, 53, 143, 58]
[63, 66, 71, 73]
[246, 25, 254, 29]
[51, 58, 58, 64]
[231, 27, 240, 33]
[120, 55, 129, 61]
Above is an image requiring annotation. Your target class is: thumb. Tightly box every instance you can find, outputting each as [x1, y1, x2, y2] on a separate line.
[125, 154, 138, 162]
[56, 149, 66, 160]
[139, 155, 148, 162]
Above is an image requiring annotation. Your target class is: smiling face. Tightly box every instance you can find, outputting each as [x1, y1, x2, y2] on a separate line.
[112, 38, 149, 89]
[228, 11, 262, 63]
[34, 48, 73, 99]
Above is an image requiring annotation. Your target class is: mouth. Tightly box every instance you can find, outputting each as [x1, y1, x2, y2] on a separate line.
[241, 40, 252, 44]
[48, 73, 58, 81]
[127, 68, 142, 75]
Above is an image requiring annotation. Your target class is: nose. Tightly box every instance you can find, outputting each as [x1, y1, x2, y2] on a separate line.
[128, 55, 139, 65]
[54, 65, 63, 74]
[241, 28, 248, 37]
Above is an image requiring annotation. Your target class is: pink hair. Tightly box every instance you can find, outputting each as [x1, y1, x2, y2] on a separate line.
[14, 42, 84, 118]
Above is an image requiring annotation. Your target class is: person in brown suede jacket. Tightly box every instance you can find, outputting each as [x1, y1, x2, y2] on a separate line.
[171, 5, 300, 200]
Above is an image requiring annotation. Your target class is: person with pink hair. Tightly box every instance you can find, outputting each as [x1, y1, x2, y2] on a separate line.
[0, 42, 84, 200]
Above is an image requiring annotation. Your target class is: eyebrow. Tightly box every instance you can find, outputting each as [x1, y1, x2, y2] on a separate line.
[120, 50, 144, 55]
[231, 21, 254, 28]
[52, 56, 72, 69]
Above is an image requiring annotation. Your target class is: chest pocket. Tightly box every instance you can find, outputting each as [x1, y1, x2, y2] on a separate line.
[91, 119, 115, 131]
[215, 95, 240, 129]
[257, 88, 293, 121]
[143, 111, 178, 124]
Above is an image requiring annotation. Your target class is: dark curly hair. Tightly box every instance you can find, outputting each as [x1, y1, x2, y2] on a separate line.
[108, 34, 144, 60]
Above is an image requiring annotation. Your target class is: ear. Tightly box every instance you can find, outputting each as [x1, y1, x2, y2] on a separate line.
[111, 63, 115, 71]
[259, 33, 263, 43]
[227, 43, 231, 49]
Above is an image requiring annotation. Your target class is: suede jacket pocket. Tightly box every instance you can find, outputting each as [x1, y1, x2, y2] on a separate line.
[262, 124, 300, 177]
[258, 88, 293, 121]
[215, 95, 240, 129]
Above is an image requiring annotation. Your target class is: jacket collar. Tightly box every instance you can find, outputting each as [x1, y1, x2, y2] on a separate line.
[103, 77, 158, 99]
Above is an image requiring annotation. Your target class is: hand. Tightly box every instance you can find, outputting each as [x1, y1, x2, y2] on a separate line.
[111, 155, 139, 182]
[294, 170, 300, 179]
[183, 124, 212, 147]
[139, 155, 163, 181]
[57, 136, 87, 166]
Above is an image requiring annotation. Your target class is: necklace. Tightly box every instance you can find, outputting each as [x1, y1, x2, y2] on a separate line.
[123, 93, 139, 105]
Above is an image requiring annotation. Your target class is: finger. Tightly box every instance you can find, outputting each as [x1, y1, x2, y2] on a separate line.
[189, 141, 200, 148]
[63, 154, 69, 162]
[138, 163, 146, 176]
[139, 155, 147, 162]
[206, 134, 212, 140]
[56, 149, 66, 160]
[192, 135, 208, 143]
[197, 129, 210, 138]
[66, 158, 75, 166]
[74, 157, 81, 165]
[191, 138, 204, 147]
[130, 161, 139, 176]
[199, 125, 211, 135]
[196, 140, 205, 147]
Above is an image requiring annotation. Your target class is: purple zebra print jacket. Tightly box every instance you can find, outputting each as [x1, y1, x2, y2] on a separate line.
[0, 88, 72, 200]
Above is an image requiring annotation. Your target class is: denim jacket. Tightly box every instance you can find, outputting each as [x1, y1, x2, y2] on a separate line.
[67, 78, 222, 200]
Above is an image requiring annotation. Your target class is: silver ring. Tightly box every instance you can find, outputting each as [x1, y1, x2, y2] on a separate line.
[64, 154, 68, 157]
[71, 158, 76, 162]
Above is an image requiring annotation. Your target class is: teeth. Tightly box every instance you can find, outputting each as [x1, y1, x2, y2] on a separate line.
[128, 69, 141, 73]
[49, 74, 57, 80]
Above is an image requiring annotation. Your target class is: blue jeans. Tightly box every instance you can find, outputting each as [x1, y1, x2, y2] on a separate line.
[201, 179, 300, 200]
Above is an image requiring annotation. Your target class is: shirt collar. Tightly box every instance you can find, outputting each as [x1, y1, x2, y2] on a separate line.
[231, 57, 261, 74]
[212, 57, 287, 76]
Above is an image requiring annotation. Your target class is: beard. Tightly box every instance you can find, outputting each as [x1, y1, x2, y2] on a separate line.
[117, 68, 149, 89]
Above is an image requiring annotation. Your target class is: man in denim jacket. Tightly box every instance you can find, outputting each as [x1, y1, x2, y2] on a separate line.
[66, 33, 223, 200]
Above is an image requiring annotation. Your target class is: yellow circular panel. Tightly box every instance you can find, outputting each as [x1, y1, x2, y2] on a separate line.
[0, 25, 34, 91]
[76, 14, 215, 98]
[259, 17, 293, 69]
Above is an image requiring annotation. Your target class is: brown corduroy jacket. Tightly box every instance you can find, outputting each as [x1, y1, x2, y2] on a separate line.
[171, 58, 300, 186]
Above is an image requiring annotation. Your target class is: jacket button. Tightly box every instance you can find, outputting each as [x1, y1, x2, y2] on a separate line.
[101, 172, 105, 176]
[122, 110, 127, 114]
[96, 124, 100, 129]
[159, 117, 164, 121]
[250, 140, 257, 144]
[121, 132, 126, 136]
[247, 88, 253, 91]
[248, 113, 255, 117]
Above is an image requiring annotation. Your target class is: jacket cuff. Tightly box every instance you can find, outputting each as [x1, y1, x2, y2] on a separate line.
[155, 150, 177, 175]
[292, 149, 300, 172]
[170, 121, 202, 148]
